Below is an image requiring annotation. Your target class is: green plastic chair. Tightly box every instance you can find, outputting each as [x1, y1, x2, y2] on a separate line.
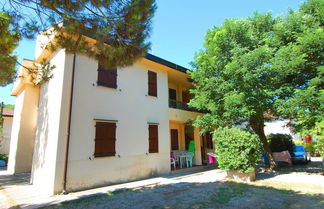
[186, 140, 195, 167]
[188, 140, 195, 153]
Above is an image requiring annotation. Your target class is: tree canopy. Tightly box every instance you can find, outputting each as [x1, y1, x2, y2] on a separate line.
[0, 0, 156, 85]
[189, 0, 323, 167]
[0, 12, 20, 86]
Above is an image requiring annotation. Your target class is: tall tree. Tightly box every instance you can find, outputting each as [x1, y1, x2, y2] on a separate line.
[189, 0, 323, 168]
[0, 12, 20, 86]
[0, 0, 156, 85]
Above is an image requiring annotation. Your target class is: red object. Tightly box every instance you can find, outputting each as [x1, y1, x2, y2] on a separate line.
[306, 136, 312, 143]
[208, 154, 216, 164]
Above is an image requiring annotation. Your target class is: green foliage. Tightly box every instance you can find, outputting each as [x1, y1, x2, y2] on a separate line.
[268, 134, 295, 156]
[0, 154, 8, 164]
[0, 12, 20, 86]
[189, 1, 323, 162]
[213, 127, 262, 173]
[313, 121, 324, 157]
[1, 0, 156, 85]
[294, 140, 306, 146]
[3, 104, 14, 109]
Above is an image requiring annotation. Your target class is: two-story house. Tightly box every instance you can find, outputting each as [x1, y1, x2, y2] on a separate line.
[7, 32, 213, 195]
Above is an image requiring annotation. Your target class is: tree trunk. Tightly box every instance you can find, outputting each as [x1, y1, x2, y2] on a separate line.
[250, 116, 276, 169]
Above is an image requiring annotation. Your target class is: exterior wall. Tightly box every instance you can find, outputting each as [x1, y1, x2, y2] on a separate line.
[7, 85, 40, 174]
[31, 49, 73, 195]
[0, 117, 13, 154]
[169, 108, 201, 122]
[65, 54, 170, 191]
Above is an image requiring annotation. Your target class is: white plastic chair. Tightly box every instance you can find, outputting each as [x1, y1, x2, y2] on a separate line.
[186, 152, 195, 167]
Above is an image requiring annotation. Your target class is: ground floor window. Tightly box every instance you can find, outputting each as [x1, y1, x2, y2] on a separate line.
[94, 121, 116, 157]
[148, 124, 159, 153]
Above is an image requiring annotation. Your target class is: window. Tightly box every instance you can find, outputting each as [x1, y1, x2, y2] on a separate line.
[94, 121, 116, 157]
[148, 71, 157, 97]
[170, 129, 179, 150]
[97, 63, 117, 88]
[204, 132, 213, 149]
[169, 88, 177, 108]
[148, 124, 158, 153]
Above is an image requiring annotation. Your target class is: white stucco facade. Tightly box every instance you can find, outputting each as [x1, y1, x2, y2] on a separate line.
[64, 54, 170, 191]
[8, 33, 206, 195]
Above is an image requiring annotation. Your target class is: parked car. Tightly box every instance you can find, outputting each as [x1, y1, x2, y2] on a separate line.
[293, 145, 311, 163]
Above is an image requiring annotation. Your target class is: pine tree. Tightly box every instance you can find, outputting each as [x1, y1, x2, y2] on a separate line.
[0, 0, 156, 85]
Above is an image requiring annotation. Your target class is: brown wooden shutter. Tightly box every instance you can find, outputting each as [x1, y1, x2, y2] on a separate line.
[97, 64, 117, 88]
[170, 129, 179, 150]
[148, 124, 158, 153]
[148, 71, 157, 97]
[94, 122, 116, 157]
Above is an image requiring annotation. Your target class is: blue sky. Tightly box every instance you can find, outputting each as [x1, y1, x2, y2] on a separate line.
[0, 0, 302, 105]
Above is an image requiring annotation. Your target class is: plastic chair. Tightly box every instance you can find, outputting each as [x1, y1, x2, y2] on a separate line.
[186, 152, 195, 167]
[170, 152, 177, 169]
[188, 140, 195, 153]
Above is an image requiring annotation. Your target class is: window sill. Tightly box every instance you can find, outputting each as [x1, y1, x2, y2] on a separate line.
[146, 94, 158, 99]
[93, 155, 116, 159]
[97, 84, 119, 91]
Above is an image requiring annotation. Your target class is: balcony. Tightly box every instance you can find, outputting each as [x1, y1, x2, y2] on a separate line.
[169, 99, 208, 113]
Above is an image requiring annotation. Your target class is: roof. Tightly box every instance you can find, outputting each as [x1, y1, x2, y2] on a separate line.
[79, 30, 189, 74]
[2, 108, 14, 117]
[144, 53, 189, 73]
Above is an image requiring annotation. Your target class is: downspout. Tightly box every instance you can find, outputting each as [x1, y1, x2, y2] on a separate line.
[62, 53, 76, 194]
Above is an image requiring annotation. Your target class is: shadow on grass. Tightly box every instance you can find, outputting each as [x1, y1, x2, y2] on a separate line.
[256, 160, 324, 181]
[32, 180, 324, 209]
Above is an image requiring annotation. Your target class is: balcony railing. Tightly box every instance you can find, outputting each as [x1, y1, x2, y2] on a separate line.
[169, 99, 208, 113]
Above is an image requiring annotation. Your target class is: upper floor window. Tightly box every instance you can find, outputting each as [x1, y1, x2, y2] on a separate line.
[94, 121, 116, 157]
[97, 63, 117, 89]
[148, 71, 157, 97]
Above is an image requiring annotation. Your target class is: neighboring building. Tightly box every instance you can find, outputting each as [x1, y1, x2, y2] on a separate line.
[8, 32, 212, 195]
[0, 108, 14, 154]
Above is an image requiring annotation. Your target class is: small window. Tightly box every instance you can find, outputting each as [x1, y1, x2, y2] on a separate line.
[148, 124, 158, 153]
[97, 63, 117, 89]
[94, 121, 116, 157]
[148, 71, 157, 97]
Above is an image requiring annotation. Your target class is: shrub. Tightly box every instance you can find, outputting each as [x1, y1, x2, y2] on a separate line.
[268, 134, 295, 156]
[213, 127, 262, 173]
[0, 154, 8, 164]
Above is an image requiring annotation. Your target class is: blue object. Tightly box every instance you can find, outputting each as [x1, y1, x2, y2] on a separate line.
[0, 160, 6, 167]
[262, 153, 270, 165]
[293, 145, 310, 162]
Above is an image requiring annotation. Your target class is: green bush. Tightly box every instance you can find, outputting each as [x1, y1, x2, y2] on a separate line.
[213, 127, 262, 173]
[0, 154, 8, 163]
[268, 134, 295, 156]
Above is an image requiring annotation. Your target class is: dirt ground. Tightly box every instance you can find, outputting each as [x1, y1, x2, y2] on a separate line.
[44, 158, 324, 209]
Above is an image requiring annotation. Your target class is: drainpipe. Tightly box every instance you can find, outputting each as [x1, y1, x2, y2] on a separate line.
[62, 53, 76, 194]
